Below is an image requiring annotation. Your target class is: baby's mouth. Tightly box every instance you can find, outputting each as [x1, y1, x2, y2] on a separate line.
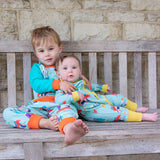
[69, 75, 73, 78]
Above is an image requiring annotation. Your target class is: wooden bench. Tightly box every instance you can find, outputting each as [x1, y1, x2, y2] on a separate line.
[0, 40, 160, 160]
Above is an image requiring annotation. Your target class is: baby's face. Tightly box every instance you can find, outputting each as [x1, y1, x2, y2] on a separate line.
[58, 57, 81, 82]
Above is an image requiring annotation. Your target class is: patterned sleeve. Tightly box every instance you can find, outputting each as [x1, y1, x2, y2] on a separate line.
[55, 90, 80, 104]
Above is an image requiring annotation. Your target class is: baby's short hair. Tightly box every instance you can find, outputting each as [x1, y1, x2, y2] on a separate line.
[56, 53, 81, 70]
[31, 26, 61, 50]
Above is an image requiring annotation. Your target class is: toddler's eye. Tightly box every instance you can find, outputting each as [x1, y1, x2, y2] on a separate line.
[49, 48, 54, 51]
[72, 66, 76, 69]
[39, 50, 44, 53]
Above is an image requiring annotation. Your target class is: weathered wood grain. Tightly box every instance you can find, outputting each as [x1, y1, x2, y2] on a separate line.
[104, 53, 112, 91]
[23, 53, 32, 105]
[134, 53, 142, 107]
[119, 52, 127, 97]
[1, 40, 160, 52]
[7, 53, 16, 107]
[89, 52, 97, 83]
[148, 53, 157, 110]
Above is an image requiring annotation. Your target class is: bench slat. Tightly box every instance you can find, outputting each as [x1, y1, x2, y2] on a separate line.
[119, 53, 127, 97]
[7, 53, 16, 107]
[134, 53, 142, 107]
[104, 53, 112, 91]
[75, 53, 82, 70]
[23, 53, 32, 105]
[1, 40, 160, 52]
[148, 52, 157, 110]
[24, 143, 43, 160]
[89, 52, 97, 83]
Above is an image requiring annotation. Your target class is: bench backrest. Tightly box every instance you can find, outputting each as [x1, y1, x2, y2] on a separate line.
[0, 40, 159, 111]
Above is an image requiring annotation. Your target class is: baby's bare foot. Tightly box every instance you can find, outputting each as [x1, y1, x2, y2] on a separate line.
[39, 115, 59, 130]
[142, 112, 158, 122]
[63, 119, 89, 145]
[136, 107, 148, 113]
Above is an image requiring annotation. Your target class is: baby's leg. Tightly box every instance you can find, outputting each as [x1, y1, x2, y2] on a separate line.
[39, 115, 59, 130]
[142, 112, 158, 121]
[136, 107, 148, 113]
[63, 119, 89, 145]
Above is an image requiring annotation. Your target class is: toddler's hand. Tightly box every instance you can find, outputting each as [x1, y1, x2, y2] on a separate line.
[59, 81, 76, 94]
[80, 75, 91, 89]
[78, 92, 84, 102]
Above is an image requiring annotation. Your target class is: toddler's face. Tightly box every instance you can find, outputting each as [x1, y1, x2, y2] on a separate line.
[57, 57, 81, 82]
[35, 41, 62, 66]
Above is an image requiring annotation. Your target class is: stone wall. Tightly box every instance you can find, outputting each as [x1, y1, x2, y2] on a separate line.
[1, 0, 160, 110]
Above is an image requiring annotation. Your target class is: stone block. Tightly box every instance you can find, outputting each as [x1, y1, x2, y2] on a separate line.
[72, 11, 104, 22]
[0, 0, 30, 9]
[108, 11, 145, 22]
[84, 0, 129, 10]
[123, 23, 160, 40]
[19, 10, 70, 40]
[0, 10, 18, 40]
[147, 13, 160, 22]
[73, 23, 121, 40]
[131, 0, 160, 11]
[31, 0, 82, 9]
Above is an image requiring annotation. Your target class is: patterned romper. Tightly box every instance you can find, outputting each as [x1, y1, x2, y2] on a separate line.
[3, 62, 79, 133]
[55, 80, 142, 122]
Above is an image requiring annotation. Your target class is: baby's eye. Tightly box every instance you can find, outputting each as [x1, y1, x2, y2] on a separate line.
[72, 66, 76, 69]
[63, 67, 67, 70]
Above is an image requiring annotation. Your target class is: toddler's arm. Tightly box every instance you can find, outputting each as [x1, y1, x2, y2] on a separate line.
[80, 75, 91, 89]
[30, 64, 60, 93]
[59, 81, 77, 94]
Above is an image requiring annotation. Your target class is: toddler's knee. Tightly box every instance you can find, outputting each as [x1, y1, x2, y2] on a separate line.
[3, 107, 13, 121]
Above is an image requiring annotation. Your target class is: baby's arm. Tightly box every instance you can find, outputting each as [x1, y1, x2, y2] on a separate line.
[90, 83, 111, 93]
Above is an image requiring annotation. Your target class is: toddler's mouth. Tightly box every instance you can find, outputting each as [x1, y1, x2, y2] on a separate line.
[46, 58, 52, 61]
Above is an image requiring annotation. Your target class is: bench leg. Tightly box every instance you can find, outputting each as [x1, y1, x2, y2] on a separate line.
[24, 142, 43, 160]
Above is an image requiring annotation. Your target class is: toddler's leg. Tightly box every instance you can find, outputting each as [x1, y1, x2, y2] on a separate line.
[39, 115, 59, 130]
[3, 106, 44, 129]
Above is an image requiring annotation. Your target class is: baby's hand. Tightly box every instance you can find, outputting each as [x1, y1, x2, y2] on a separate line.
[80, 75, 91, 89]
[78, 92, 84, 102]
[59, 81, 76, 94]
[107, 86, 111, 92]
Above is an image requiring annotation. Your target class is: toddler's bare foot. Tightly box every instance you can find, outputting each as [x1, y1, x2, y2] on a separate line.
[39, 115, 59, 130]
[136, 107, 148, 113]
[63, 119, 89, 145]
[142, 112, 158, 121]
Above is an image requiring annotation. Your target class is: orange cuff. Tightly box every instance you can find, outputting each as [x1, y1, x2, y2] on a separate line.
[59, 117, 77, 134]
[52, 79, 60, 90]
[28, 114, 44, 129]
[33, 96, 55, 102]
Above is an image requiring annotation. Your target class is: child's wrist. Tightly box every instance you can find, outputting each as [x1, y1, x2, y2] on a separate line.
[72, 91, 80, 101]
